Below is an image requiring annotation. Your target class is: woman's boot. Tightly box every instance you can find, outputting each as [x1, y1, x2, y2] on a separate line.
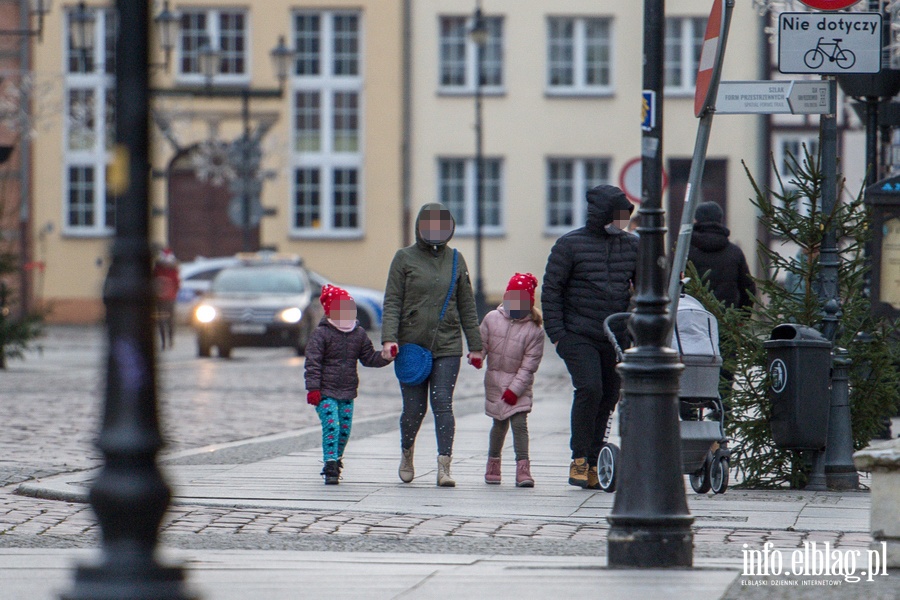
[437, 455, 456, 487]
[399, 445, 415, 483]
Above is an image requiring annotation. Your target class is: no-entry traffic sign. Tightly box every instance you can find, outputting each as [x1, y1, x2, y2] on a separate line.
[694, 0, 726, 118]
[799, 0, 861, 10]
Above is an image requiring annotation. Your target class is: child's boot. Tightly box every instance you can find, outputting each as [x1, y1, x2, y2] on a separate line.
[322, 460, 340, 485]
[437, 455, 456, 487]
[515, 459, 534, 488]
[484, 457, 502, 484]
[399, 445, 415, 483]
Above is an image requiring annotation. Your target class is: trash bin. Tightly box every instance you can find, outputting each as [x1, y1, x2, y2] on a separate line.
[763, 324, 832, 450]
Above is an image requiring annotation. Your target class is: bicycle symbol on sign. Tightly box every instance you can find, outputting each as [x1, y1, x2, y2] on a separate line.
[804, 37, 856, 70]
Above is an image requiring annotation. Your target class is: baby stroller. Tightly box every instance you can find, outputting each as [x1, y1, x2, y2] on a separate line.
[599, 293, 730, 494]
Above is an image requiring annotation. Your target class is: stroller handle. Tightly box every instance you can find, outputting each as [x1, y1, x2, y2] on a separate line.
[603, 312, 632, 363]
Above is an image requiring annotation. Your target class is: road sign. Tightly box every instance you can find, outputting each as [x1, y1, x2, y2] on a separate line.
[619, 157, 667, 205]
[694, 0, 726, 118]
[778, 12, 882, 74]
[799, 0, 861, 10]
[641, 90, 655, 131]
[715, 80, 834, 114]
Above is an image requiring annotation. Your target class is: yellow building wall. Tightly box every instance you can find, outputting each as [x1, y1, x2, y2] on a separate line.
[411, 0, 763, 304]
[31, 1, 403, 323]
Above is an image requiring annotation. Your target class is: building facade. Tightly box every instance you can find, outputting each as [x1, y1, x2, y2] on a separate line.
[0, 0, 36, 319]
[30, 0, 404, 322]
[26, 1, 873, 322]
[408, 0, 765, 305]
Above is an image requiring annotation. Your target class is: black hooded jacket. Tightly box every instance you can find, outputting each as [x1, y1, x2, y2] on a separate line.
[687, 222, 756, 309]
[542, 185, 639, 345]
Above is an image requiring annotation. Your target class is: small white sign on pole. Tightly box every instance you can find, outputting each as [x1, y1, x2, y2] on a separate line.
[715, 80, 833, 114]
[778, 12, 882, 74]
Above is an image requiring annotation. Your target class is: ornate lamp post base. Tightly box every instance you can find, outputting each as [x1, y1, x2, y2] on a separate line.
[64, 565, 192, 600]
[607, 346, 693, 568]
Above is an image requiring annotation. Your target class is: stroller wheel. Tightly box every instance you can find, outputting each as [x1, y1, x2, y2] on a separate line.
[709, 451, 729, 495]
[598, 443, 619, 493]
[690, 451, 713, 494]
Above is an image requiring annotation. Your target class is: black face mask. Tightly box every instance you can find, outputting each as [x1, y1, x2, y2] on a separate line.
[508, 309, 530, 320]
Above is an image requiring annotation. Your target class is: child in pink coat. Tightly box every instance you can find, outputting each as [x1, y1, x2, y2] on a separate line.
[479, 273, 545, 487]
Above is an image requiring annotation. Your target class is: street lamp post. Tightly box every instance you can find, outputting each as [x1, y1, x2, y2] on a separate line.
[63, 2, 192, 597]
[62, 3, 296, 596]
[607, 0, 694, 568]
[470, 4, 488, 318]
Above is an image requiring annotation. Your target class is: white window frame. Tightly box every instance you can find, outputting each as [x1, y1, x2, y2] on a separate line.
[437, 14, 505, 95]
[62, 7, 116, 237]
[544, 157, 613, 235]
[436, 157, 505, 236]
[176, 8, 250, 86]
[290, 10, 364, 239]
[773, 131, 821, 219]
[665, 16, 705, 96]
[546, 16, 614, 96]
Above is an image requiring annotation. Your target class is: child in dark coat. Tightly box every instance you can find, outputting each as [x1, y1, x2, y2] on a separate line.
[305, 285, 392, 484]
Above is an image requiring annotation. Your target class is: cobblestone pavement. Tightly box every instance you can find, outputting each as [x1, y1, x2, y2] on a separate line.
[0, 325, 877, 562]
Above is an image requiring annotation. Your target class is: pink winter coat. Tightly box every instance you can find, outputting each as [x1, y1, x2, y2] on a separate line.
[480, 305, 544, 421]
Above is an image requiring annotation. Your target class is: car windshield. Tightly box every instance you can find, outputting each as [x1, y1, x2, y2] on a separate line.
[212, 268, 305, 294]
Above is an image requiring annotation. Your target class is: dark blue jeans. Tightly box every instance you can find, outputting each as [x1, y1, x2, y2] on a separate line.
[399, 356, 460, 456]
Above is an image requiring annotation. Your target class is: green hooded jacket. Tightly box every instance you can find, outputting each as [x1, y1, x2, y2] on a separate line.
[382, 203, 483, 358]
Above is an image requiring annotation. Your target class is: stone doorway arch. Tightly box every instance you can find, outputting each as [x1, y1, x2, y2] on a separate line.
[166, 146, 259, 261]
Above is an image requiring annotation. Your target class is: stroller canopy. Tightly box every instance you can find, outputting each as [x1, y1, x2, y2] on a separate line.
[673, 294, 720, 358]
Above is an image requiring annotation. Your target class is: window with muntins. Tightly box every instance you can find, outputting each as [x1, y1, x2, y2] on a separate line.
[178, 8, 248, 83]
[665, 17, 705, 94]
[773, 133, 821, 218]
[547, 17, 612, 94]
[437, 158, 504, 235]
[438, 15, 504, 93]
[664, 17, 706, 95]
[291, 11, 362, 237]
[64, 7, 117, 235]
[545, 158, 611, 232]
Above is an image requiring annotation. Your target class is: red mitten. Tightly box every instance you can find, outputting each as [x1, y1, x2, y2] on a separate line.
[391, 345, 398, 357]
[468, 353, 483, 369]
[307, 390, 322, 406]
[502, 389, 518, 406]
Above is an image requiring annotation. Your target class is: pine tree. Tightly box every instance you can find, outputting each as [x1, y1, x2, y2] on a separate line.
[685, 146, 900, 488]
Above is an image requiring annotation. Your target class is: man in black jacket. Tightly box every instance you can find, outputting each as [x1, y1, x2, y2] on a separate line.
[542, 184, 638, 489]
[687, 201, 755, 310]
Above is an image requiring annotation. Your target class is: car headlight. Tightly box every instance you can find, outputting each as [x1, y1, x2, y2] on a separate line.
[195, 304, 217, 323]
[279, 307, 302, 323]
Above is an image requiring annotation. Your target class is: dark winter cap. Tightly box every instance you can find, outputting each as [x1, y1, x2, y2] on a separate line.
[695, 201, 724, 224]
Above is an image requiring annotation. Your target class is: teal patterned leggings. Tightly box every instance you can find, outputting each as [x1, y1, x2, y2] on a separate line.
[316, 397, 354, 462]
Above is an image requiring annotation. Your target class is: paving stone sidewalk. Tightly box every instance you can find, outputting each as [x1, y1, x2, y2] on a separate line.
[2, 325, 896, 598]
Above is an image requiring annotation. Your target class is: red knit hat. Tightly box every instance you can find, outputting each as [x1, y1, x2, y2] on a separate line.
[506, 272, 538, 303]
[320, 284, 353, 315]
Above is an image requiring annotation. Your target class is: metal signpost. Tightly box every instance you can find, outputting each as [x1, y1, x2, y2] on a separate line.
[666, 0, 734, 324]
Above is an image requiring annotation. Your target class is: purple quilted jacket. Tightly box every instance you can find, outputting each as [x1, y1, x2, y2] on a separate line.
[304, 318, 391, 400]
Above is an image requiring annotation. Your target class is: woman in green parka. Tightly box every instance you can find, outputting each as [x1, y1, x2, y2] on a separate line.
[381, 203, 484, 487]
